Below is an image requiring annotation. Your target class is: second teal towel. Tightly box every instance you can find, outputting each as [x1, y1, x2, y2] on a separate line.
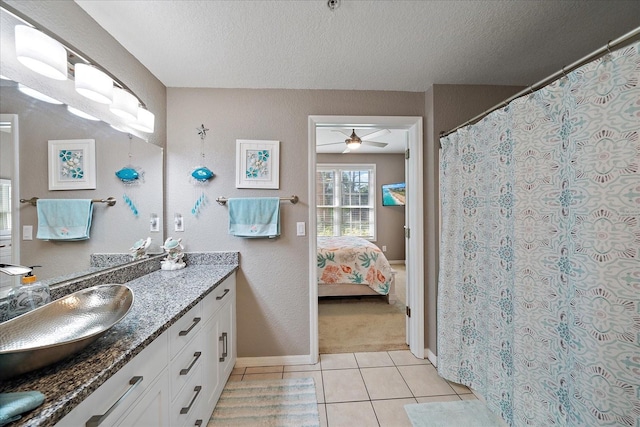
[36, 199, 94, 240]
[0, 391, 45, 426]
[228, 197, 280, 238]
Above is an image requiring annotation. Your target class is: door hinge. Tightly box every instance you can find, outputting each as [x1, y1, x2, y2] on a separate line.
[406, 306, 411, 317]
[404, 228, 410, 238]
[405, 148, 410, 159]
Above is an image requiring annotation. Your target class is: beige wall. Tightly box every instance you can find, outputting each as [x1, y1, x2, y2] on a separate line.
[167, 88, 424, 357]
[423, 84, 524, 356]
[316, 153, 406, 261]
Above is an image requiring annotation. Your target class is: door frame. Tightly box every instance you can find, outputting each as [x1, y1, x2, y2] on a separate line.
[308, 115, 424, 362]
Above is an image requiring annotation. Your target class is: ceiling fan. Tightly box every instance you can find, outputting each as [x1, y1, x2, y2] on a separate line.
[317, 128, 390, 153]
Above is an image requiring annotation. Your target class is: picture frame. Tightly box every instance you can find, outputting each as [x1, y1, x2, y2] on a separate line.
[235, 139, 280, 189]
[48, 139, 96, 190]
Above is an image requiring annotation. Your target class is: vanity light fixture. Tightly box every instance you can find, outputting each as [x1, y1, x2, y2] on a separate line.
[74, 63, 113, 104]
[67, 106, 99, 121]
[129, 107, 155, 133]
[18, 83, 63, 104]
[14, 25, 67, 81]
[109, 87, 139, 121]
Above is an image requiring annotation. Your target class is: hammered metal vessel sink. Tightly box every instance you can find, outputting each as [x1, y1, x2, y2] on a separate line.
[0, 284, 133, 380]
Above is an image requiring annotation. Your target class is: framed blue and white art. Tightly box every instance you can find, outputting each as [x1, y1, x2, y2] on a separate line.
[235, 139, 280, 189]
[48, 139, 96, 190]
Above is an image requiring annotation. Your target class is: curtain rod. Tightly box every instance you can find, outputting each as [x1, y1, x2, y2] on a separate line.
[440, 26, 640, 139]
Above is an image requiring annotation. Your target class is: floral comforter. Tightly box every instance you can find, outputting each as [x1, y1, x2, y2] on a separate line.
[317, 236, 393, 295]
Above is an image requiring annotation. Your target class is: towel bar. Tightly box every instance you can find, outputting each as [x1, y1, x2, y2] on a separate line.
[20, 197, 117, 207]
[216, 195, 298, 206]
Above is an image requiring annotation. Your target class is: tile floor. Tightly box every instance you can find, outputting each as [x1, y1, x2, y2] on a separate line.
[227, 350, 478, 427]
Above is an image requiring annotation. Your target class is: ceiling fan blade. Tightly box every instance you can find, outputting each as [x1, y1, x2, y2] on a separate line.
[362, 140, 388, 148]
[342, 147, 351, 154]
[332, 129, 352, 138]
[360, 129, 390, 141]
[317, 141, 347, 147]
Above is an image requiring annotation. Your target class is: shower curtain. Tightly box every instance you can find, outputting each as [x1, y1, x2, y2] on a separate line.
[438, 41, 639, 426]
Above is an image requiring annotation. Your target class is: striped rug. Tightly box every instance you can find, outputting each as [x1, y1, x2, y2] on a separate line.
[209, 378, 320, 426]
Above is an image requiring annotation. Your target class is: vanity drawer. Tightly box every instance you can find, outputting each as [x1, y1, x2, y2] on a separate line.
[202, 274, 236, 322]
[170, 330, 204, 402]
[169, 302, 202, 359]
[170, 364, 206, 427]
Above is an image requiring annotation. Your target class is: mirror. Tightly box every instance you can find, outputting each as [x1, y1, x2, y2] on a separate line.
[0, 82, 164, 287]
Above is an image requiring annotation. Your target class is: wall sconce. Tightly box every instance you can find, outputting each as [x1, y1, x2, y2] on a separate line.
[74, 63, 113, 104]
[110, 87, 139, 121]
[129, 107, 155, 133]
[14, 25, 67, 81]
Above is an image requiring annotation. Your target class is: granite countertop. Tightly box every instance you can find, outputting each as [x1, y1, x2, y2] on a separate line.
[0, 262, 238, 427]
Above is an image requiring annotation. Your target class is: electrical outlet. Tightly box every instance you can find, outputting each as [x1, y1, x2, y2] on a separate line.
[174, 213, 184, 232]
[150, 214, 159, 232]
[23, 225, 32, 240]
[296, 222, 306, 236]
[382, 245, 387, 252]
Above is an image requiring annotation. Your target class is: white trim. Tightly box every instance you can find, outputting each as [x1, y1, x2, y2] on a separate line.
[388, 259, 406, 265]
[309, 115, 424, 362]
[426, 348, 437, 367]
[235, 354, 315, 368]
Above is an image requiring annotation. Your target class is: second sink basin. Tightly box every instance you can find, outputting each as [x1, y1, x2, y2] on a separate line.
[0, 284, 134, 380]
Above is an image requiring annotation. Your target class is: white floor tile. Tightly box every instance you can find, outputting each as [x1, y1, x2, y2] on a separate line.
[322, 369, 369, 403]
[416, 395, 461, 403]
[321, 353, 358, 370]
[354, 351, 395, 368]
[318, 403, 328, 427]
[326, 401, 379, 427]
[284, 362, 321, 372]
[372, 398, 417, 427]
[388, 350, 430, 366]
[361, 367, 413, 400]
[245, 365, 283, 374]
[242, 372, 283, 381]
[460, 393, 479, 400]
[398, 364, 456, 397]
[447, 380, 472, 394]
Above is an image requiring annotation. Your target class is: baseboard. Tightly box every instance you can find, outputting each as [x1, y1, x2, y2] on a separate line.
[388, 259, 406, 265]
[426, 348, 437, 366]
[235, 354, 314, 368]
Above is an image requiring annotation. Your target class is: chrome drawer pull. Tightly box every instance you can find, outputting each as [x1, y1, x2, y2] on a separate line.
[86, 376, 143, 427]
[179, 317, 201, 336]
[180, 386, 202, 414]
[216, 289, 230, 300]
[180, 352, 202, 375]
[219, 332, 228, 362]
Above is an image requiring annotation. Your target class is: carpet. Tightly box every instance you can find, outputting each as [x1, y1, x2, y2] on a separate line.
[319, 264, 408, 353]
[209, 378, 320, 427]
[404, 400, 505, 427]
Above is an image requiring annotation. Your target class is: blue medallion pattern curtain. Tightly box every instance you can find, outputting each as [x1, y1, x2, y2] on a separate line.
[438, 41, 640, 426]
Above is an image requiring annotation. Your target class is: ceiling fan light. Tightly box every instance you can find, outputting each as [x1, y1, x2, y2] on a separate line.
[75, 63, 113, 104]
[15, 25, 68, 81]
[346, 140, 361, 150]
[18, 83, 63, 104]
[129, 107, 155, 133]
[110, 88, 139, 121]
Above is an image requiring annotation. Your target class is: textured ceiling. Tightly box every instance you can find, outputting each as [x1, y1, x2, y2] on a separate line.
[75, 0, 640, 92]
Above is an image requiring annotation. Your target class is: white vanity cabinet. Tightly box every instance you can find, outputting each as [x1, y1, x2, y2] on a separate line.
[57, 272, 236, 427]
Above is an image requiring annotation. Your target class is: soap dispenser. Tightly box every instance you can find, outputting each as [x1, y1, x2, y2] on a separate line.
[7, 266, 50, 319]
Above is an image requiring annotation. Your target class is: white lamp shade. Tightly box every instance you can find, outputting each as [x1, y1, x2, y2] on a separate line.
[15, 25, 68, 81]
[346, 140, 361, 150]
[67, 106, 99, 121]
[18, 83, 63, 104]
[75, 63, 113, 104]
[110, 88, 139, 120]
[129, 107, 155, 133]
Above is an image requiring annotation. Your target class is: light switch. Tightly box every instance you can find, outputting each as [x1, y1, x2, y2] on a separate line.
[174, 213, 184, 232]
[296, 222, 306, 236]
[23, 225, 33, 240]
[150, 213, 159, 232]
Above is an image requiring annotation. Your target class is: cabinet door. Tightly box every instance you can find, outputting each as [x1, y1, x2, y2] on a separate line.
[202, 314, 221, 412]
[116, 371, 170, 427]
[217, 293, 235, 382]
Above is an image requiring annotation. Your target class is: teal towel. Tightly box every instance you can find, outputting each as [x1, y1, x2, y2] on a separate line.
[36, 199, 94, 241]
[228, 197, 280, 238]
[0, 391, 45, 426]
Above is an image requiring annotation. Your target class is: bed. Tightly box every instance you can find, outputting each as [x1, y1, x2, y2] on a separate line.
[317, 236, 396, 304]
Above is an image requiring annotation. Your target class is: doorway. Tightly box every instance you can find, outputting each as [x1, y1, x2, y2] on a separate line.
[308, 116, 424, 362]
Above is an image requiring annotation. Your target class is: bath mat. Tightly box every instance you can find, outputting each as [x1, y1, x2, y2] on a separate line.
[209, 378, 319, 426]
[404, 400, 505, 427]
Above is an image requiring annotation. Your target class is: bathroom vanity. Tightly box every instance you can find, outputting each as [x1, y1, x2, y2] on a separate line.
[0, 253, 238, 427]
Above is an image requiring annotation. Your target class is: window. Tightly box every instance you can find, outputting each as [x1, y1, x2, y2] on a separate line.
[316, 164, 375, 239]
